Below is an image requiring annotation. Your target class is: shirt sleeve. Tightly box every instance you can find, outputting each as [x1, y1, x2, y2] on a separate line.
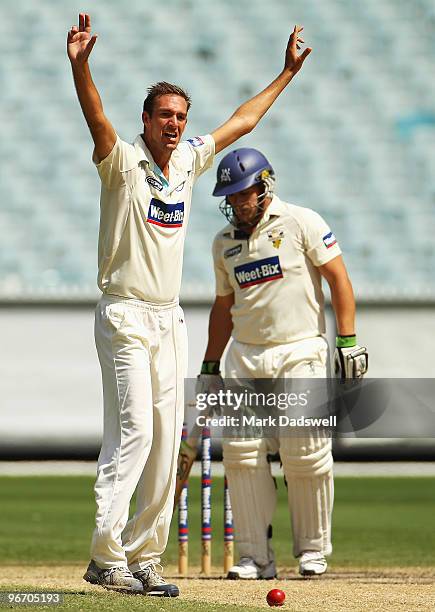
[93, 135, 137, 189]
[185, 134, 215, 179]
[212, 236, 234, 296]
[301, 208, 342, 266]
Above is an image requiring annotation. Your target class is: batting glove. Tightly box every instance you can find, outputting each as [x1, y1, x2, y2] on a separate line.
[334, 335, 368, 380]
[195, 361, 225, 415]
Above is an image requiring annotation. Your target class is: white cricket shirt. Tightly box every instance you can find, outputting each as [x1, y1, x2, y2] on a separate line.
[94, 134, 214, 303]
[212, 195, 342, 344]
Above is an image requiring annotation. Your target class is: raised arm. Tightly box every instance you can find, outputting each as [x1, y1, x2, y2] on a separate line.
[67, 13, 116, 162]
[211, 26, 312, 154]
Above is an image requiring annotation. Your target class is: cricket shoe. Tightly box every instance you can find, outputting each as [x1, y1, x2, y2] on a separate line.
[133, 563, 179, 597]
[83, 560, 143, 593]
[227, 557, 277, 580]
[299, 551, 327, 576]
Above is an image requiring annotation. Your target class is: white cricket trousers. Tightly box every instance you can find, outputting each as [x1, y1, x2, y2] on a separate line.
[222, 336, 333, 564]
[91, 295, 187, 570]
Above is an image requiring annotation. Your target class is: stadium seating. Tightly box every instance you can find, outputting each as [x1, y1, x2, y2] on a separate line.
[1, 0, 434, 300]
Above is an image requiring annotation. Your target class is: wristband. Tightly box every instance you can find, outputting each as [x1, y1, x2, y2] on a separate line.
[201, 360, 221, 375]
[336, 335, 357, 348]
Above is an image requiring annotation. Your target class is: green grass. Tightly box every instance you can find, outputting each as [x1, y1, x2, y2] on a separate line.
[0, 475, 434, 567]
[0, 477, 94, 564]
[0, 590, 265, 612]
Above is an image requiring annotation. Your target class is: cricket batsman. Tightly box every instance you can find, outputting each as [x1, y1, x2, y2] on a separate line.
[198, 148, 368, 578]
[67, 13, 311, 596]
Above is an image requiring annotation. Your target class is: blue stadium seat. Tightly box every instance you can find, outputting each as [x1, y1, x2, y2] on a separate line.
[0, 0, 434, 299]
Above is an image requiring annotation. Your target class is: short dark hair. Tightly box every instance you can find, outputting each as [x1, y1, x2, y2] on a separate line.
[142, 82, 191, 115]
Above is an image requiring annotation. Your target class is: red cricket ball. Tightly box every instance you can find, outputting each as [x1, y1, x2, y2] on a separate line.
[266, 588, 286, 607]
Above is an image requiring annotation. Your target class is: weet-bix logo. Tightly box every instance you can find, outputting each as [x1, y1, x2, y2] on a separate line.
[234, 256, 283, 289]
[147, 198, 184, 228]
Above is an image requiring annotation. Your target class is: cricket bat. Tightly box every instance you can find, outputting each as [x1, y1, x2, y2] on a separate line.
[174, 420, 201, 509]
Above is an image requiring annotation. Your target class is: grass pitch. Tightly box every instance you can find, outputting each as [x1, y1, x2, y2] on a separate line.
[1, 566, 434, 611]
[0, 475, 434, 610]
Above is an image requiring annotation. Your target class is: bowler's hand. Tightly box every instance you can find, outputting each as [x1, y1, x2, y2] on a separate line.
[284, 25, 312, 74]
[67, 13, 97, 65]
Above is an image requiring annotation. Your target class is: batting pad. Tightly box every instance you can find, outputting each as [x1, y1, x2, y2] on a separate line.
[280, 431, 333, 557]
[223, 439, 276, 566]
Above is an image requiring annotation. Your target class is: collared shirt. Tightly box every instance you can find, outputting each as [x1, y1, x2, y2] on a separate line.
[94, 133, 215, 303]
[212, 195, 342, 344]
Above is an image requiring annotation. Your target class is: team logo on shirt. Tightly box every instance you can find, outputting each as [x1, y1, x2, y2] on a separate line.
[146, 176, 163, 191]
[147, 198, 184, 228]
[224, 244, 242, 259]
[267, 228, 284, 249]
[323, 231, 337, 249]
[234, 256, 283, 289]
[187, 136, 204, 147]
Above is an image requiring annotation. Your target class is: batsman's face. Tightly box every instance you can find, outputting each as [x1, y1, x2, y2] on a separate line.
[228, 184, 263, 225]
[142, 94, 188, 153]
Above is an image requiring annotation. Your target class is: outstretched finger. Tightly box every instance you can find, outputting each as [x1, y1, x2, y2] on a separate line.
[300, 47, 312, 62]
[84, 13, 92, 33]
[291, 25, 304, 46]
[83, 34, 98, 60]
[79, 13, 85, 31]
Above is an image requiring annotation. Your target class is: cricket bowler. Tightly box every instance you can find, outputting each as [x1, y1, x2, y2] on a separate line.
[198, 147, 368, 579]
[67, 13, 312, 596]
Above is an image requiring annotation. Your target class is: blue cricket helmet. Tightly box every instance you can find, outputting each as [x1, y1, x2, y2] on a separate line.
[212, 148, 275, 197]
[213, 148, 275, 228]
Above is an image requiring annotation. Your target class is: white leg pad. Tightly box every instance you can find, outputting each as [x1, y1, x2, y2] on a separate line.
[280, 431, 333, 557]
[223, 439, 276, 566]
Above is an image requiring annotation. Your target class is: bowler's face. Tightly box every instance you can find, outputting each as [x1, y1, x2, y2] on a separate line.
[142, 94, 188, 153]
